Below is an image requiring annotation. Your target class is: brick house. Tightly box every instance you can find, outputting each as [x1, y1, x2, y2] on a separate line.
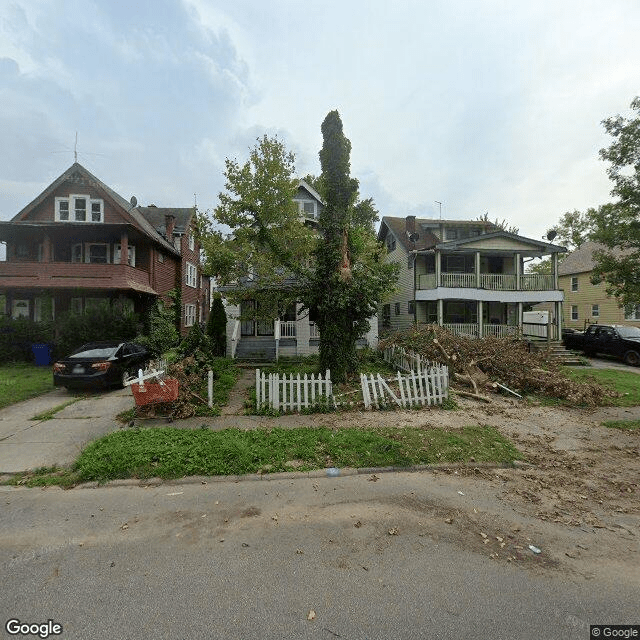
[0, 162, 209, 336]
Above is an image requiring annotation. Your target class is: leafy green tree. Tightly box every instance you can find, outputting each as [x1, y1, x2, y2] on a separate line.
[135, 299, 179, 357]
[588, 97, 640, 306]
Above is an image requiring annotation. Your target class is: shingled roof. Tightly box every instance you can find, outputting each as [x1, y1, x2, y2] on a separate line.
[138, 207, 195, 238]
[379, 217, 440, 251]
[558, 242, 608, 276]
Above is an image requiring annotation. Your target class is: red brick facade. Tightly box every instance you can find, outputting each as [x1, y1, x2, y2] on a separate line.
[0, 163, 210, 336]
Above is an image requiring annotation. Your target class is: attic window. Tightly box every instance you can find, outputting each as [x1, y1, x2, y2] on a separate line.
[55, 195, 103, 223]
[386, 235, 396, 252]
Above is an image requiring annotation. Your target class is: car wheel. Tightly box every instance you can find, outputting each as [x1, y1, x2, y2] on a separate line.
[623, 350, 640, 366]
[120, 369, 132, 388]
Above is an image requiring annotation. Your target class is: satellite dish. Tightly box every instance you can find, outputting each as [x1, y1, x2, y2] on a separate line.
[130, 196, 138, 209]
[409, 232, 420, 242]
[546, 230, 557, 242]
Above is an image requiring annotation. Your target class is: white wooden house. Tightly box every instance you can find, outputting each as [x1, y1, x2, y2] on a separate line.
[221, 180, 378, 360]
[378, 216, 567, 339]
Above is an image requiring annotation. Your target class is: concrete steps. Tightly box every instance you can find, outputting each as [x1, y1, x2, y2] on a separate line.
[527, 340, 585, 366]
[235, 336, 276, 362]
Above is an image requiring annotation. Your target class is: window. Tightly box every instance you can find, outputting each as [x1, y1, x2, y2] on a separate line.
[571, 305, 579, 321]
[186, 262, 197, 287]
[12, 300, 29, 319]
[184, 304, 196, 327]
[382, 304, 391, 326]
[188, 233, 195, 251]
[55, 195, 103, 223]
[174, 237, 181, 253]
[625, 304, 640, 321]
[571, 276, 578, 292]
[86, 243, 109, 264]
[394, 302, 400, 316]
[591, 304, 599, 318]
[386, 235, 396, 252]
[34, 297, 54, 321]
[408, 301, 415, 315]
[72, 244, 83, 263]
[407, 254, 414, 269]
[446, 228, 458, 240]
[114, 244, 136, 267]
[157, 251, 164, 263]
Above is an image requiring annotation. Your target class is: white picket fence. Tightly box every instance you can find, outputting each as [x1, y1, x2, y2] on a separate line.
[256, 369, 334, 412]
[383, 345, 436, 372]
[361, 367, 449, 409]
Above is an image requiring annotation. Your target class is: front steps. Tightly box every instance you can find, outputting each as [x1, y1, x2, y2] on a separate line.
[235, 336, 276, 362]
[527, 340, 585, 366]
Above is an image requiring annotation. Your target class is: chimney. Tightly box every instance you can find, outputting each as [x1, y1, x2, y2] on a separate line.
[405, 215, 416, 236]
[165, 214, 176, 240]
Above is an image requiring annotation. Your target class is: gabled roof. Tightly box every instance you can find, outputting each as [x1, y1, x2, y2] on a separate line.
[558, 241, 618, 276]
[138, 207, 195, 238]
[11, 163, 178, 254]
[296, 180, 325, 205]
[378, 217, 440, 251]
[437, 230, 567, 254]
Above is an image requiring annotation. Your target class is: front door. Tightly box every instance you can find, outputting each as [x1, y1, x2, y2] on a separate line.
[240, 300, 274, 336]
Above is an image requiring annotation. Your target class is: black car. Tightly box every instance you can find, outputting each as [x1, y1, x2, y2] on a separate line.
[53, 341, 149, 389]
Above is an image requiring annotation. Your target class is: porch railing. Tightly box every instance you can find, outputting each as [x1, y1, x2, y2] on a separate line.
[309, 322, 320, 339]
[279, 321, 296, 338]
[416, 272, 556, 291]
[521, 274, 554, 290]
[442, 323, 479, 337]
[480, 274, 517, 290]
[483, 324, 518, 338]
[440, 272, 476, 288]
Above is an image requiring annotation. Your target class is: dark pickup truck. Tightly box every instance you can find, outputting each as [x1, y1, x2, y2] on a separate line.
[563, 324, 640, 365]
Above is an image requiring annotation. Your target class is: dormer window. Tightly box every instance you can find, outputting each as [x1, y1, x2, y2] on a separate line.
[298, 200, 316, 218]
[55, 195, 104, 223]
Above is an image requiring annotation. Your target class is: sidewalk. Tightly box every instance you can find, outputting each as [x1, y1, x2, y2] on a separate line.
[0, 387, 134, 474]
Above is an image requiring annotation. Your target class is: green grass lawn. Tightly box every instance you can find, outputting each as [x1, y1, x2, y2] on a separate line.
[0, 363, 54, 409]
[3, 424, 522, 487]
[564, 367, 640, 406]
[601, 419, 640, 430]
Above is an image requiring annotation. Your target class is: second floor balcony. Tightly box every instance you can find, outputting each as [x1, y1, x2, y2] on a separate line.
[0, 261, 156, 294]
[417, 272, 555, 292]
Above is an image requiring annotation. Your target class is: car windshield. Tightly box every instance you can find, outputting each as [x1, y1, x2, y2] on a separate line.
[616, 326, 640, 339]
[70, 346, 119, 359]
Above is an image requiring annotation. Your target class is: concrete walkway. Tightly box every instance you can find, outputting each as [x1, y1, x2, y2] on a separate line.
[0, 387, 134, 474]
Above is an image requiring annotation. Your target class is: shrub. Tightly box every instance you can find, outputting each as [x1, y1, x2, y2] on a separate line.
[177, 322, 213, 366]
[55, 301, 139, 356]
[207, 293, 227, 356]
[0, 316, 54, 362]
[134, 300, 179, 357]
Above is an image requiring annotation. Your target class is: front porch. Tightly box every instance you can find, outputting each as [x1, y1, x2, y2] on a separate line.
[417, 300, 562, 340]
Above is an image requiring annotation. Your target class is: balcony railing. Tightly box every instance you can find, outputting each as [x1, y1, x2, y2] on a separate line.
[0, 261, 153, 292]
[417, 272, 555, 292]
[280, 321, 296, 338]
[309, 322, 320, 339]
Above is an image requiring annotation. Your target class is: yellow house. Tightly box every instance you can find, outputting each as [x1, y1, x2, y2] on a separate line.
[559, 242, 640, 330]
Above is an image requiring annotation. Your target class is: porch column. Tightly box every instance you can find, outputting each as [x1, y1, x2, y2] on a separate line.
[296, 303, 310, 356]
[552, 253, 559, 289]
[517, 302, 523, 335]
[555, 301, 562, 341]
[42, 235, 52, 262]
[437, 299, 443, 327]
[516, 253, 521, 290]
[478, 300, 483, 337]
[120, 231, 129, 265]
[435, 251, 441, 287]
[475, 252, 481, 288]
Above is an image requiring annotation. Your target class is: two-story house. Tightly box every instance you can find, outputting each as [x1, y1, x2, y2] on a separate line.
[558, 242, 640, 330]
[0, 163, 209, 335]
[222, 180, 378, 359]
[379, 216, 566, 339]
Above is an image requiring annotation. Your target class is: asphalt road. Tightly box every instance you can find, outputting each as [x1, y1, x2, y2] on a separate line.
[1, 474, 638, 640]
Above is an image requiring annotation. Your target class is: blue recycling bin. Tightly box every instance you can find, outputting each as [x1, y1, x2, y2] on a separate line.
[31, 343, 52, 366]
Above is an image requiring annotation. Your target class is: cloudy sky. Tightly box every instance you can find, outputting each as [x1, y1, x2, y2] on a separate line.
[1, 0, 639, 241]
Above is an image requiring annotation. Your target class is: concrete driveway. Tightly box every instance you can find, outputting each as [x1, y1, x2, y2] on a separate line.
[0, 386, 134, 474]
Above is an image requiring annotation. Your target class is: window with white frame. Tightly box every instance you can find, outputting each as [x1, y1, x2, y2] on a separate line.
[55, 195, 103, 223]
[186, 262, 197, 287]
[184, 304, 196, 327]
[298, 200, 316, 218]
[114, 244, 136, 267]
[571, 276, 578, 292]
[571, 305, 579, 321]
[591, 304, 599, 318]
[188, 233, 195, 251]
[625, 304, 640, 321]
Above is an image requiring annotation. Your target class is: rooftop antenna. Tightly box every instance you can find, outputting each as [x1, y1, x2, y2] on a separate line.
[435, 200, 442, 220]
[74, 132, 78, 163]
[194, 193, 197, 210]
